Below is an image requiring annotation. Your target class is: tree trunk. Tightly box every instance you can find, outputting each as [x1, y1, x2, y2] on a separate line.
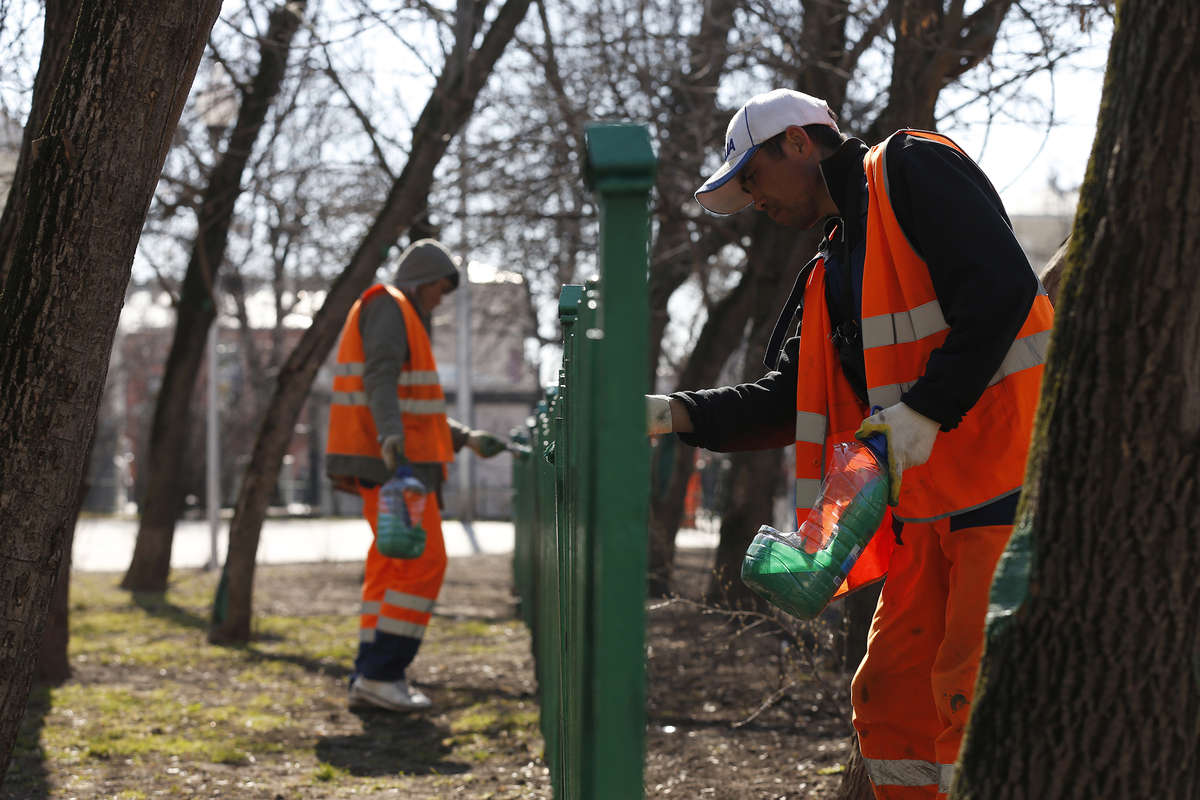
[954, 3, 1200, 797]
[643, 0, 744, 595]
[34, 434, 96, 686]
[0, 0, 220, 777]
[649, 0, 854, 595]
[208, 0, 535, 643]
[837, 736, 876, 800]
[0, 0, 83, 285]
[866, 0, 1014, 141]
[122, 0, 307, 592]
[704, 220, 817, 604]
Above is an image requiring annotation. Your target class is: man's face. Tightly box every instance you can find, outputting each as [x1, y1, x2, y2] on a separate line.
[414, 277, 455, 314]
[738, 128, 831, 229]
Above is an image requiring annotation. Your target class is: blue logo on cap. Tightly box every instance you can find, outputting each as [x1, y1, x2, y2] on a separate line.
[724, 138, 736, 158]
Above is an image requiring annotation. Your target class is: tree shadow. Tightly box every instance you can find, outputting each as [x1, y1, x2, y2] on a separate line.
[314, 712, 470, 777]
[130, 591, 209, 631]
[0, 685, 52, 800]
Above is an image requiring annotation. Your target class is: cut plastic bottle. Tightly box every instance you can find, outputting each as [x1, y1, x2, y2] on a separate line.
[740, 432, 889, 619]
[376, 465, 428, 559]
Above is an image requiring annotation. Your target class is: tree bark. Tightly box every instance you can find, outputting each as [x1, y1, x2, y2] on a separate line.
[122, 0, 307, 592]
[954, 2, 1200, 797]
[0, 0, 83, 285]
[34, 434, 95, 687]
[208, 0, 535, 643]
[0, 0, 220, 777]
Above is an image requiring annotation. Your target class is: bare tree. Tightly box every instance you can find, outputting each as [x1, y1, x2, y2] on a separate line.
[0, 0, 221, 775]
[208, 0, 536, 643]
[953, 1, 1199, 796]
[121, 0, 308, 593]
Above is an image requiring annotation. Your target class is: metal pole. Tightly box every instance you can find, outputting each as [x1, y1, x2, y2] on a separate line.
[456, 261, 479, 551]
[206, 322, 220, 570]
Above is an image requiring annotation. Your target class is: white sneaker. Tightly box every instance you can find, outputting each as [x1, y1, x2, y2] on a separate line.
[348, 676, 432, 711]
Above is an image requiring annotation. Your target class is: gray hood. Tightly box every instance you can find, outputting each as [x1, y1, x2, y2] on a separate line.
[394, 239, 460, 292]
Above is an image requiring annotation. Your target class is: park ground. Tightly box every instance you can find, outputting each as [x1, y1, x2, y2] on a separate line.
[4, 548, 852, 799]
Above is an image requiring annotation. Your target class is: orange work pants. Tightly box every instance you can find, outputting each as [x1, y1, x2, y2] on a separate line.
[354, 483, 447, 681]
[851, 516, 1013, 799]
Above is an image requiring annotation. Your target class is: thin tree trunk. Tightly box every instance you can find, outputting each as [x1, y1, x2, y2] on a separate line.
[0, 0, 83, 284]
[122, 0, 307, 592]
[0, 0, 220, 776]
[34, 434, 96, 686]
[954, 2, 1200, 797]
[208, 0, 535, 643]
[837, 736, 876, 800]
[704, 220, 816, 604]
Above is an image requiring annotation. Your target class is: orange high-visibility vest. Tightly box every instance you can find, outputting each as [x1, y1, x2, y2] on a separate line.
[795, 130, 1054, 594]
[326, 285, 454, 480]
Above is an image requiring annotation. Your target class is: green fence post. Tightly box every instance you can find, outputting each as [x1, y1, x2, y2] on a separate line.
[578, 122, 656, 799]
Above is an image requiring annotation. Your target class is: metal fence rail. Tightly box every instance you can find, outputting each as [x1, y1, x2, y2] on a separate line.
[510, 123, 656, 800]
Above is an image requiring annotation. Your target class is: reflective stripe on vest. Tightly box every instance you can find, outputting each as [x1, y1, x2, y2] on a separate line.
[863, 757, 954, 792]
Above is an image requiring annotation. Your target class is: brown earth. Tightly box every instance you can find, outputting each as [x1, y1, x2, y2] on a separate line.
[4, 546, 853, 799]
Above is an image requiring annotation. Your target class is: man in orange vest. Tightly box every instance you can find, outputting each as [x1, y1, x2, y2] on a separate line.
[646, 89, 1053, 799]
[326, 238, 508, 712]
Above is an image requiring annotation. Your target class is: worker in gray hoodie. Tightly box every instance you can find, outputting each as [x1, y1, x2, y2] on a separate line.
[326, 239, 507, 711]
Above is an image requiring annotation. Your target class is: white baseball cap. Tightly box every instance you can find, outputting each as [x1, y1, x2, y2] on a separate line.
[694, 89, 840, 215]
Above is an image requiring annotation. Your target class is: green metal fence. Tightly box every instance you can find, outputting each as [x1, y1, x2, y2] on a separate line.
[510, 123, 656, 799]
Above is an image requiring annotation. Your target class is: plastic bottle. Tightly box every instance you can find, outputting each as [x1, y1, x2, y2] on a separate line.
[376, 465, 428, 559]
[740, 432, 889, 619]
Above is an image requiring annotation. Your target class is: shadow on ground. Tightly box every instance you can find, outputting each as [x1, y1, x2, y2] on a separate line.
[0, 685, 53, 800]
[315, 711, 470, 777]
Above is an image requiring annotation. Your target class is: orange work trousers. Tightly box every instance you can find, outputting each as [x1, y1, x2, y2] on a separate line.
[851, 515, 1014, 799]
[354, 483, 447, 681]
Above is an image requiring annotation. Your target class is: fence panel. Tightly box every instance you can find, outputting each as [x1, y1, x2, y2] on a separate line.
[510, 122, 656, 799]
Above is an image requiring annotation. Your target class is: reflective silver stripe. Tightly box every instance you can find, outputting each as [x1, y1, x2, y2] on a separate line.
[361, 601, 381, 615]
[359, 628, 376, 643]
[331, 393, 445, 413]
[795, 478, 822, 510]
[988, 329, 1050, 387]
[333, 363, 439, 385]
[398, 398, 447, 414]
[894, 487, 1021, 524]
[377, 617, 427, 639]
[332, 390, 368, 405]
[939, 763, 955, 794]
[795, 411, 826, 445]
[399, 370, 440, 385]
[864, 757, 940, 787]
[867, 381, 909, 409]
[861, 300, 948, 350]
[383, 589, 435, 614]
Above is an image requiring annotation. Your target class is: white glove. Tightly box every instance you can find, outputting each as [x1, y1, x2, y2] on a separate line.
[379, 434, 407, 472]
[646, 395, 673, 436]
[855, 402, 939, 505]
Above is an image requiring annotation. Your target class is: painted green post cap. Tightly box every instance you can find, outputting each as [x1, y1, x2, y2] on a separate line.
[585, 123, 657, 193]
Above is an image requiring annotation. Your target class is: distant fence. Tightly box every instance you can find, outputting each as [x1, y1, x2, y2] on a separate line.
[511, 123, 656, 799]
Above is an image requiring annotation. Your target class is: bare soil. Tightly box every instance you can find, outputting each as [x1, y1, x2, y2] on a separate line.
[4, 547, 852, 799]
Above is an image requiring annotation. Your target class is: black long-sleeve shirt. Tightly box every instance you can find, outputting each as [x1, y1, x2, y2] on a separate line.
[675, 132, 1039, 452]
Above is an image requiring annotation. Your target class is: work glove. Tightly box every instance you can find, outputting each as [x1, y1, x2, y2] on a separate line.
[646, 394, 673, 436]
[855, 402, 939, 506]
[379, 434, 407, 472]
[466, 431, 507, 458]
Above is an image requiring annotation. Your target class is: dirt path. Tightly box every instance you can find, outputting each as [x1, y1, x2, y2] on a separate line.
[4, 550, 851, 799]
